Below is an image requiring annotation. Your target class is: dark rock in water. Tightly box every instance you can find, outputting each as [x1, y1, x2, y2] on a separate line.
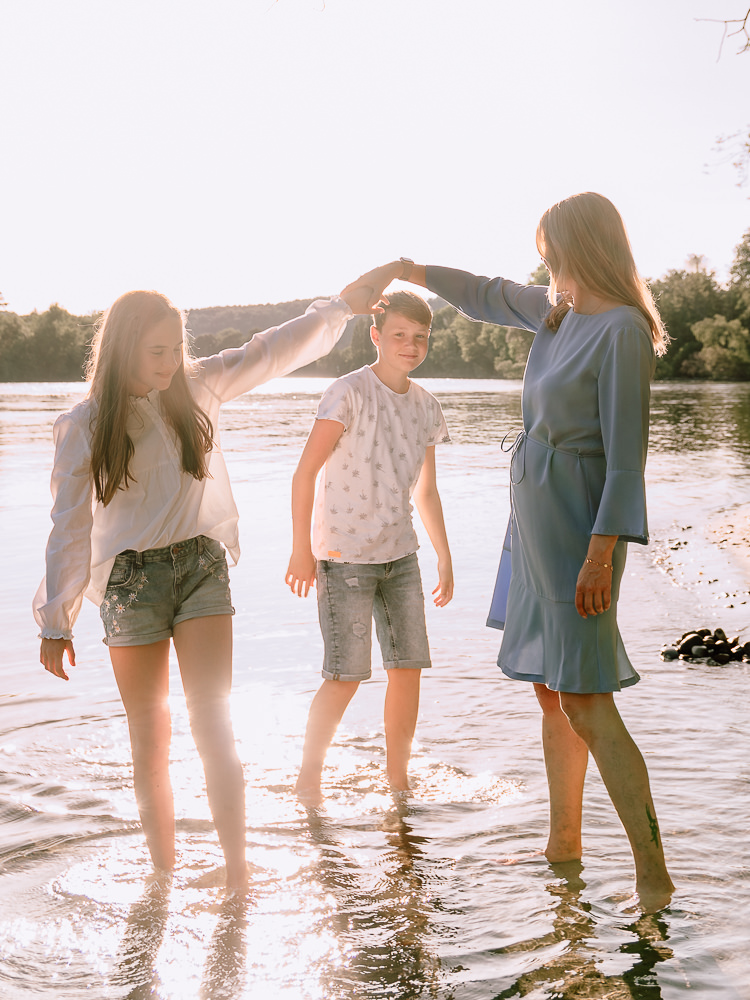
[665, 626, 746, 664]
[678, 634, 701, 655]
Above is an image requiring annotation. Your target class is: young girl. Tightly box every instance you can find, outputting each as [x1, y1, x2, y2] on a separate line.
[34, 273, 383, 890]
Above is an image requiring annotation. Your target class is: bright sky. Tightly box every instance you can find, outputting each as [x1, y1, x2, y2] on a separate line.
[1, 0, 748, 316]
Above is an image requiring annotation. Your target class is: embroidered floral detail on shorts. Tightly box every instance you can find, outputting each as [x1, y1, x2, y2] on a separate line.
[198, 553, 228, 583]
[102, 571, 148, 635]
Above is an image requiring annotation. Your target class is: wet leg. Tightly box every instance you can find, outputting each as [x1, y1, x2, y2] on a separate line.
[173, 615, 247, 890]
[534, 683, 588, 862]
[296, 679, 360, 805]
[111, 640, 175, 872]
[560, 692, 674, 912]
[384, 668, 421, 793]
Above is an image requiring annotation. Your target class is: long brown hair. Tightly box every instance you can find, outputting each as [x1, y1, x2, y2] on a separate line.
[536, 192, 669, 356]
[86, 290, 213, 506]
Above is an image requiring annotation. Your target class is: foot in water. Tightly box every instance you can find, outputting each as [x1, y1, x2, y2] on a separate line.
[621, 882, 674, 916]
[295, 778, 323, 808]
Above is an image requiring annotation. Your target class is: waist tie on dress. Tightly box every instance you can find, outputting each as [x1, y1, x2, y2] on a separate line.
[501, 430, 526, 538]
[501, 429, 526, 486]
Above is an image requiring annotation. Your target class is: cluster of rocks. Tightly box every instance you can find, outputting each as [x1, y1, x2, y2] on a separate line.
[661, 628, 750, 665]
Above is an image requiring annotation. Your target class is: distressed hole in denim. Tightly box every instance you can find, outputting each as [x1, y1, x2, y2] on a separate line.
[352, 622, 368, 639]
[345, 577, 360, 588]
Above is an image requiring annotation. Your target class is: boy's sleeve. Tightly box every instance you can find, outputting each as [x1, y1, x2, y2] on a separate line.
[315, 377, 356, 429]
[425, 399, 451, 447]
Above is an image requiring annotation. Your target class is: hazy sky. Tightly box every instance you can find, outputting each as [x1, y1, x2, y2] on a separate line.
[1, 0, 748, 315]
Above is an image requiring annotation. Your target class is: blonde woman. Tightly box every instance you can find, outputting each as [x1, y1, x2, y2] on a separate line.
[34, 274, 384, 891]
[368, 193, 674, 912]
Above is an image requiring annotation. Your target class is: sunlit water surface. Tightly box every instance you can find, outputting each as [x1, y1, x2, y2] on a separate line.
[1, 379, 749, 999]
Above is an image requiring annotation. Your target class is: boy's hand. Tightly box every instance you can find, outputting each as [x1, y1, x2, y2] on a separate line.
[432, 558, 454, 607]
[286, 550, 317, 597]
[340, 262, 402, 315]
[40, 637, 75, 681]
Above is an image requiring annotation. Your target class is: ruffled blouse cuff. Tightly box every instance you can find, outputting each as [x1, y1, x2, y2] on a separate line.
[39, 628, 74, 641]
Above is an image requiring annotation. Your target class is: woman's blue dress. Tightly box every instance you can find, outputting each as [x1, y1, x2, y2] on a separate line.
[426, 267, 655, 693]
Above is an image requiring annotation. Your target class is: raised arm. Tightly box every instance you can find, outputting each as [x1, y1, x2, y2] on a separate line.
[285, 418, 345, 597]
[412, 447, 453, 607]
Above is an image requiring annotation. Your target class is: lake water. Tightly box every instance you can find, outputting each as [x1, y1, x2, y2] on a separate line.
[1, 378, 749, 1000]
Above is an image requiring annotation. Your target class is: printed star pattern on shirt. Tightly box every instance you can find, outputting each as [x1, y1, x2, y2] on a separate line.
[312, 366, 450, 564]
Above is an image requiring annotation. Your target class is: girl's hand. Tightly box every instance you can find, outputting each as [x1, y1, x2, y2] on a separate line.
[339, 262, 402, 315]
[575, 559, 612, 619]
[40, 637, 75, 681]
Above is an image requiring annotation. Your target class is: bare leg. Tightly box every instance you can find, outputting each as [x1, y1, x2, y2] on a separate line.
[384, 669, 421, 793]
[173, 615, 247, 891]
[296, 679, 360, 805]
[111, 640, 175, 872]
[534, 683, 588, 862]
[560, 692, 675, 913]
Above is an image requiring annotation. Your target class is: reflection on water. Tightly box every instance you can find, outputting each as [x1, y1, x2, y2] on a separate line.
[492, 861, 673, 1000]
[1, 380, 750, 1000]
[649, 383, 750, 456]
[303, 808, 445, 999]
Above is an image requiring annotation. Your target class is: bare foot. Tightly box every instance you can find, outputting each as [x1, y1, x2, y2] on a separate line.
[625, 881, 674, 916]
[295, 777, 323, 808]
[187, 861, 265, 891]
[497, 849, 547, 865]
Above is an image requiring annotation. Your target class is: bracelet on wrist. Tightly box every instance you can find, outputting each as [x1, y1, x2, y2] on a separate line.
[585, 556, 612, 570]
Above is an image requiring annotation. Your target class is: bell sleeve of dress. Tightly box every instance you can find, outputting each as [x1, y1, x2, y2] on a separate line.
[33, 411, 95, 639]
[196, 296, 353, 405]
[592, 326, 654, 544]
[425, 265, 550, 332]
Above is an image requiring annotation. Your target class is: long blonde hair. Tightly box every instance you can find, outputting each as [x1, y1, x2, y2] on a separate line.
[536, 192, 668, 355]
[86, 290, 213, 506]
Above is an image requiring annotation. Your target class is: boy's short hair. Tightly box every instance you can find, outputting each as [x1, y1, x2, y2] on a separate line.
[373, 290, 432, 332]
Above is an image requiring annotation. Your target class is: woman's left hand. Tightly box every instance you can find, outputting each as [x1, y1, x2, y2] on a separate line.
[575, 559, 612, 619]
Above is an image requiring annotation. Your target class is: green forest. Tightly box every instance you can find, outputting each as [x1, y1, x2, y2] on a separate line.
[2, 230, 749, 382]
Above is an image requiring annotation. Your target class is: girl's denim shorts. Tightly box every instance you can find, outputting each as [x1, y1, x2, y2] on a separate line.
[316, 552, 431, 681]
[100, 535, 234, 647]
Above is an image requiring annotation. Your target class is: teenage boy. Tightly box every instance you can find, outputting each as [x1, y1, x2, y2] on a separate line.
[285, 290, 453, 806]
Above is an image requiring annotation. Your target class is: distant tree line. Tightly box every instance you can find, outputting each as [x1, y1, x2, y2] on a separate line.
[2, 231, 749, 382]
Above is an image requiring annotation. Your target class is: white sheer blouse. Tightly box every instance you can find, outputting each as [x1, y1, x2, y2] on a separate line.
[34, 297, 352, 639]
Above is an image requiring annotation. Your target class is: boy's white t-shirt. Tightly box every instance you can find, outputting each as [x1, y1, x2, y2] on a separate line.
[312, 365, 450, 564]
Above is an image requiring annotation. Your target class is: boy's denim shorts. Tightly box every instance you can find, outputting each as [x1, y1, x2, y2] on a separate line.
[316, 552, 431, 681]
[100, 535, 234, 647]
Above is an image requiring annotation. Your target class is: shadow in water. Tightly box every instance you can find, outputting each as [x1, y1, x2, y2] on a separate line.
[109, 875, 249, 1000]
[198, 892, 249, 1000]
[301, 803, 455, 999]
[110, 874, 172, 1000]
[491, 861, 672, 1000]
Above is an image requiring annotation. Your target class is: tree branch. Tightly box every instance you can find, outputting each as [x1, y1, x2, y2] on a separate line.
[697, 8, 750, 59]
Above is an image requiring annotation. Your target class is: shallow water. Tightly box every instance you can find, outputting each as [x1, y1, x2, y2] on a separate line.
[1, 379, 749, 999]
